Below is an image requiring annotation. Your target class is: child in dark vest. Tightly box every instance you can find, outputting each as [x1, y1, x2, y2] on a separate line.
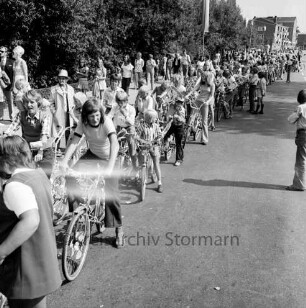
[163, 98, 186, 166]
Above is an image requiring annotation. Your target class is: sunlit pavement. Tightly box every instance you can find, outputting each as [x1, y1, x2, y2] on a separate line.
[4, 67, 306, 307]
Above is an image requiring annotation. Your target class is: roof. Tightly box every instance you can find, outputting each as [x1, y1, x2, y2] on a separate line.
[253, 17, 276, 25]
[277, 17, 297, 22]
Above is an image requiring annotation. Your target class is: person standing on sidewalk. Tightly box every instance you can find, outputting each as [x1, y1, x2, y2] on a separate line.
[181, 49, 191, 79]
[286, 89, 306, 191]
[121, 55, 134, 96]
[134, 52, 144, 90]
[248, 67, 259, 114]
[145, 54, 157, 91]
[286, 56, 292, 83]
[0, 47, 14, 121]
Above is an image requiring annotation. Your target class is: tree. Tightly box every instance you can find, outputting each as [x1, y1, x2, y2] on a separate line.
[0, 0, 249, 87]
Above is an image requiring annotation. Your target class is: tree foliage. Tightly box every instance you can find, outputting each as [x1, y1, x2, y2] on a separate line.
[0, 0, 248, 88]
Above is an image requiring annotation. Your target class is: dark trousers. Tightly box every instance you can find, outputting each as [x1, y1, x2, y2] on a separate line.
[8, 296, 46, 308]
[286, 67, 291, 82]
[164, 124, 184, 162]
[67, 150, 122, 228]
[3, 89, 13, 119]
[121, 77, 131, 94]
[249, 85, 257, 112]
[237, 85, 246, 106]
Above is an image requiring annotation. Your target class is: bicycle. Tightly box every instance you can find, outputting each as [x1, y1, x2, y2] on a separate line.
[136, 139, 159, 201]
[61, 166, 105, 281]
[159, 118, 176, 161]
[50, 126, 70, 226]
[214, 90, 230, 122]
[50, 126, 88, 226]
[182, 99, 203, 148]
[116, 128, 133, 180]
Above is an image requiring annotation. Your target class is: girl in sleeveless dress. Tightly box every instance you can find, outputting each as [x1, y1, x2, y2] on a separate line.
[185, 66, 215, 145]
[12, 46, 28, 95]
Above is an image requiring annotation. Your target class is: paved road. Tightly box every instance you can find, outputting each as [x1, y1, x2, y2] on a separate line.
[2, 65, 306, 307]
[48, 66, 306, 308]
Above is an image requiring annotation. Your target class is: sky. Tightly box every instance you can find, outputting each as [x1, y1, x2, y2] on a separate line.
[235, 0, 306, 33]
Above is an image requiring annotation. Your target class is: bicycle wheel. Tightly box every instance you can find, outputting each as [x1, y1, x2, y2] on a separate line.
[62, 210, 90, 281]
[216, 103, 223, 122]
[148, 156, 157, 183]
[164, 135, 174, 161]
[194, 115, 202, 141]
[140, 166, 146, 201]
[53, 198, 69, 226]
[94, 186, 105, 233]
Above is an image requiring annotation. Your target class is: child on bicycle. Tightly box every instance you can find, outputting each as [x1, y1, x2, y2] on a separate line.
[135, 86, 155, 120]
[152, 81, 169, 108]
[163, 97, 186, 166]
[136, 109, 163, 193]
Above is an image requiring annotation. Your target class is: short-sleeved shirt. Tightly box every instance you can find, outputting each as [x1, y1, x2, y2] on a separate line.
[103, 87, 124, 109]
[121, 63, 134, 78]
[288, 104, 306, 130]
[137, 96, 154, 114]
[113, 103, 136, 128]
[4, 168, 38, 217]
[74, 116, 116, 160]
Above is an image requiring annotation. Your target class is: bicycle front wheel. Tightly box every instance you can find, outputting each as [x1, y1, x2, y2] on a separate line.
[140, 166, 146, 201]
[217, 103, 223, 122]
[194, 114, 202, 141]
[62, 210, 91, 281]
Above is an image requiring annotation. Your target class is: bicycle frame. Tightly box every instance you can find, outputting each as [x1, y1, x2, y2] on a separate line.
[67, 168, 105, 223]
[61, 167, 105, 281]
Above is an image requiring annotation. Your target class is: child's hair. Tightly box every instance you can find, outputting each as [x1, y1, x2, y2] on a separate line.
[138, 86, 150, 97]
[258, 72, 265, 79]
[15, 79, 28, 91]
[138, 78, 147, 87]
[297, 90, 306, 104]
[144, 109, 158, 123]
[13, 45, 25, 57]
[22, 89, 43, 108]
[74, 92, 87, 107]
[40, 98, 51, 111]
[95, 68, 103, 76]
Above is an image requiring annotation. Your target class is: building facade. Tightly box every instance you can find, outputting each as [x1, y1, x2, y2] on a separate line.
[274, 17, 298, 47]
[251, 16, 298, 51]
[297, 34, 306, 50]
[251, 17, 289, 51]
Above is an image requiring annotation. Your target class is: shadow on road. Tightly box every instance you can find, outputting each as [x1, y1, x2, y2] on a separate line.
[183, 178, 286, 191]
[217, 80, 306, 140]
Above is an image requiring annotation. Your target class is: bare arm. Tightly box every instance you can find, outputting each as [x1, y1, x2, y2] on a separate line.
[61, 134, 81, 167]
[107, 133, 119, 173]
[185, 77, 201, 98]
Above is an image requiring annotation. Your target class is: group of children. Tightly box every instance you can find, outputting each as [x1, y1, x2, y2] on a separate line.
[134, 75, 187, 169]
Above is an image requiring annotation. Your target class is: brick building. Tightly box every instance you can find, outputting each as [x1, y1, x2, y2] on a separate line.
[250, 17, 289, 51]
[297, 34, 306, 50]
[274, 17, 298, 47]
